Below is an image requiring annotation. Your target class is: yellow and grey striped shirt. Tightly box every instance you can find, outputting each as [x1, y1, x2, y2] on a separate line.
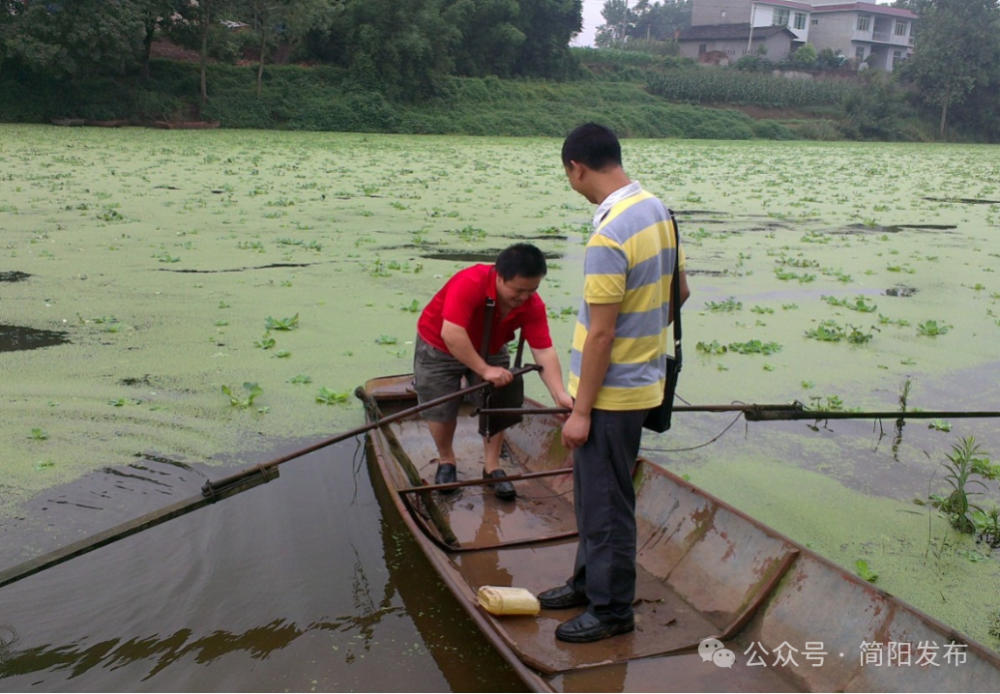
[568, 182, 684, 410]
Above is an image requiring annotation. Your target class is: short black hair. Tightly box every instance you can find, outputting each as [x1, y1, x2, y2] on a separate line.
[561, 123, 622, 171]
[495, 243, 547, 281]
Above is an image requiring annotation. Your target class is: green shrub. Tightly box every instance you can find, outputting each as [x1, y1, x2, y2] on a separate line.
[794, 120, 844, 140]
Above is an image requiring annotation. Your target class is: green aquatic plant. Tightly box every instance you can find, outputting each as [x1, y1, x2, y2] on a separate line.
[930, 437, 990, 533]
[316, 387, 350, 405]
[222, 382, 263, 409]
[29, 428, 49, 440]
[917, 320, 950, 337]
[704, 297, 742, 312]
[254, 332, 276, 350]
[809, 394, 846, 412]
[928, 420, 953, 432]
[727, 340, 782, 355]
[804, 320, 844, 342]
[854, 559, 878, 583]
[400, 299, 420, 313]
[823, 295, 877, 313]
[804, 321, 876, 344]
[972, 506, 1000, 549]
[774, 268, 815, 283]
[375, 334, 398, 345]
[696, 340, 728, 355]
[289, 374, 313, 384]
[264, 313, 299, 331]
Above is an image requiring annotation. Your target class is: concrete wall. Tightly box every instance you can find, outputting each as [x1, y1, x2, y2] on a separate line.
[679, 33, 794, 61]
[807, 11, 856, 56]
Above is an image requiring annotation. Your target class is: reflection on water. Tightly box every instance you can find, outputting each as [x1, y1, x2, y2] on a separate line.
[0, 324, 70, 352]
[0, 438, 525, 692]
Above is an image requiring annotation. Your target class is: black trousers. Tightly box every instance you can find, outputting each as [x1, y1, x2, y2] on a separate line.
[568, 408, 646, 622]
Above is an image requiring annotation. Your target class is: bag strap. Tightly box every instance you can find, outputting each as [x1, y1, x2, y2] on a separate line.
[669, 210, 683, 372]
[480, 297, 495, 360]
[480, 296, 526, 367]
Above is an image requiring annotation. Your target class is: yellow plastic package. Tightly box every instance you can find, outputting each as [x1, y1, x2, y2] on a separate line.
[477, 586, 541, 616]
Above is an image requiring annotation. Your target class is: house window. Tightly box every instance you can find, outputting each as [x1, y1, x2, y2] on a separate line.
[794, 13, 807, 30]
[892, 49, 902, 67]
[855, 46, 866, 60]
[699, 44, 707, 55]
[811, 19, 818, 25]
[895, 21, 908, 36]
[857, 16, 870, 31]
[774, 9, 790, 26]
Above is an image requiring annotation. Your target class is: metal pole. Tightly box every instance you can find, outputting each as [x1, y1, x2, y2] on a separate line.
[747, 1, 757, 55]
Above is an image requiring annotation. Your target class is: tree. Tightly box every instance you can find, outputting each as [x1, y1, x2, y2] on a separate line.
[0, 0, 145, 79]
[324, 0, 462, 99]
[791, 42, 816, 68]
[138, 0, 187, 81]
[898, 0, 1000, 136]
[630, 0, 690, 42]
[509, 0, 581, 77]
[241, 0, 338, 97]
[595, 0, 634, 48]
[448, 0, 525, 77]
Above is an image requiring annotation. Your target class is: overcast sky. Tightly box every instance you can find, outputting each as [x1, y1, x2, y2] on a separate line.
[573, 0, 606, 47]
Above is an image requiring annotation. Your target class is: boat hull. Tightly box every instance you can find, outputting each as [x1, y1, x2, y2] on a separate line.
[360, 374, 1000, 692]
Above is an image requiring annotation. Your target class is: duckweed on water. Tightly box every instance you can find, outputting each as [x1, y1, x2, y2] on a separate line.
[3, 125, 1000, 647]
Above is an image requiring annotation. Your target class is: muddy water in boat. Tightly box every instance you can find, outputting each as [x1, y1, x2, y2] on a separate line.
[0, 439, 526, 691]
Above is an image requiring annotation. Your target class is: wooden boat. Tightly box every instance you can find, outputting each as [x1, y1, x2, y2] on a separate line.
[359, 374, 1000, 692]
[151, 121, 221, 130]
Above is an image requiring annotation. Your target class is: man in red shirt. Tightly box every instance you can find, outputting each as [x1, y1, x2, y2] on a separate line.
[415, 243, 573, 499]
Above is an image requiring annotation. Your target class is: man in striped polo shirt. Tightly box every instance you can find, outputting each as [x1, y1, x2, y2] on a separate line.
[538, 123, 690, 643]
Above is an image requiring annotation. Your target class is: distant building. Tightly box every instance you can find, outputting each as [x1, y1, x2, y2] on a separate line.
[685, 0, 916, 71]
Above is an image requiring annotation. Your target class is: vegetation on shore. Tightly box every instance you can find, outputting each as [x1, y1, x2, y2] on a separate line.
[1, 0, 999, 141]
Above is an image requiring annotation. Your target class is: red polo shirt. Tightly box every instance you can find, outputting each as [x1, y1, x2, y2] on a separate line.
[417, 265, 553, 355]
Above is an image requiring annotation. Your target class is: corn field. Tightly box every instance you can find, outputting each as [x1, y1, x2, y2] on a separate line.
[647, 69, 862, 108]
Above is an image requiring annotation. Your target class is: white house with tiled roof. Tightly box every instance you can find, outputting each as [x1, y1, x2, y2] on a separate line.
[687, 0, 917, 71]
[808, 3, 916, 70]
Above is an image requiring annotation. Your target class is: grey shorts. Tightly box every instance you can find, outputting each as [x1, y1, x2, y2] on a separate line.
[413, 335, 510, 422]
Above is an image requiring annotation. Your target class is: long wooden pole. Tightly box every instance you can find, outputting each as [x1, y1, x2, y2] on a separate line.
[0, 366, 540, 590]
[477, 403, 1000, 422]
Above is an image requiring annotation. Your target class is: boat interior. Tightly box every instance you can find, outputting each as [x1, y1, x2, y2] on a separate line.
[363, 374, 1000, 692]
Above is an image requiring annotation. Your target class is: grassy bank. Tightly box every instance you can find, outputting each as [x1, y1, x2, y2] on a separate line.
[0, 60, 796, 140]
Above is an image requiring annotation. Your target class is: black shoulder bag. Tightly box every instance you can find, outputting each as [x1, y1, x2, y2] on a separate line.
[474, 297, 526, 438]
[643, 212, 683, 433]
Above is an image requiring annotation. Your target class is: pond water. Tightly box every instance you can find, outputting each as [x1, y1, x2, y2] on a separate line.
[1, 125, 999, 686]
[0, 438, 525, 691]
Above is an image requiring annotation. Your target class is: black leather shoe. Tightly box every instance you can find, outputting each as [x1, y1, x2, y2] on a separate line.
[484, 468, 516, 500]
[538, 584, 589, 610]
[434, 462, 458, 495]
[555, 612, 634, 643]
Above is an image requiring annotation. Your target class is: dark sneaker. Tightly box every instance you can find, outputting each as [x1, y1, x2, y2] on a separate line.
[538, 584, 589, 610]
[483, 468, 516, 500]
[434, 462, 458, 495]
[555, 612, 634, 643]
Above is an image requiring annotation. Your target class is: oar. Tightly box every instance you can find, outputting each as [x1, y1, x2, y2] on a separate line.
[0, 365, 541, 590]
